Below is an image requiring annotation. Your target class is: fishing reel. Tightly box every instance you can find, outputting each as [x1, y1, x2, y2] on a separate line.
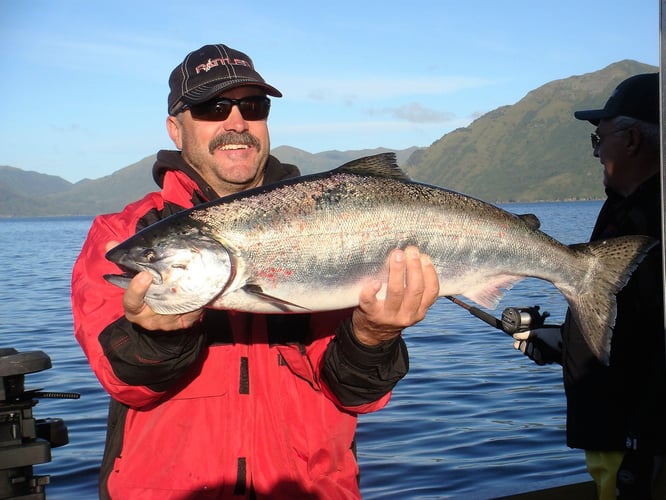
[0, 348, 79, 500]
[500, 306, 550, 334]
[445, 296, 551, 336]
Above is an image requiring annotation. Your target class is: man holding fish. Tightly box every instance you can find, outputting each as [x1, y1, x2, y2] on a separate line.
[71, 43, 439, 499]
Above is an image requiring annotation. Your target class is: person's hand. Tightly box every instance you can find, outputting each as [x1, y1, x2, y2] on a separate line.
[106, 241, 203, 331]
[512, 327, 563, 365]
[352, 246, 440, 346]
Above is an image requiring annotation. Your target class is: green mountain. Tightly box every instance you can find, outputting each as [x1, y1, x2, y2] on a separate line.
[405, 59, 657, 202]
[40, 156, 157, 216]
[0, 148, 420, 217]
[272, 146, 421, 175]
[0, 166, 76, 217]
[0, 59, 657, 217]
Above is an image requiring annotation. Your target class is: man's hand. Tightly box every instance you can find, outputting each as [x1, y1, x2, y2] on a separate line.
[512, 327, 563, 365]
[352, 246, 440, 346]
[106, 241, 203, 331]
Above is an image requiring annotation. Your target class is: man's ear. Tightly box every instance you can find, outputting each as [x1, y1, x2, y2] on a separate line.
[166, 115, 183, 149]
[625, 126, 641, 157]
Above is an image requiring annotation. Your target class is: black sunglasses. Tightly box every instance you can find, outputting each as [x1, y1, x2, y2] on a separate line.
[590, 126, 632, 149]
[185, 96, 271, 121]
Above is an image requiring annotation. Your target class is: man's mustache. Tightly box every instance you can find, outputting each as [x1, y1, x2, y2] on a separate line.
[209, 132, 260, 154]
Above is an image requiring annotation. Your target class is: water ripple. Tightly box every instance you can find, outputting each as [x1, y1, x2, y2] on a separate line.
[0, 203, 601, 499]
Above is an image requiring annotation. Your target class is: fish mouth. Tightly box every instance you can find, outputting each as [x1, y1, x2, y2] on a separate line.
[104, 263, 164, 287]
[105, 244, 165, 286]
[103, 272, 133, 289]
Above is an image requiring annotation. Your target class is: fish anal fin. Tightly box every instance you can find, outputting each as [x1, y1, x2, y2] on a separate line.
[461, 274, 525, 310]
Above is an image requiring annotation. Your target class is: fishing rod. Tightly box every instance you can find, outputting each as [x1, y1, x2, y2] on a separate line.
[659, 0, 666, 372]
[444, 295, 550, 336]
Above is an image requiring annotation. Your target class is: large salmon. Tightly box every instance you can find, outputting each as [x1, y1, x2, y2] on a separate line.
[105, 153, 656, 364]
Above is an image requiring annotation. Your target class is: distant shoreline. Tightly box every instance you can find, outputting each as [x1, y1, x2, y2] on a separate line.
[0, 199, 605, 220]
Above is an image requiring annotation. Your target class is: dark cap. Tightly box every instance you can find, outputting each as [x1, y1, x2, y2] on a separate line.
[574, 73, 659, 125]
[167, 44, 282, 115]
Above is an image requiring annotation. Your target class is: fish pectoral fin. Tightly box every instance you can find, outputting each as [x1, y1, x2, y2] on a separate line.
[462, 274, 525, 309]
[242, 284, 311, 312]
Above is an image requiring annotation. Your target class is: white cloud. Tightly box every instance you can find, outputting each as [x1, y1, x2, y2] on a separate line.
[367, 102, 457, 124]
[274, 75, 494, 102]
[270, 116, 475, 152]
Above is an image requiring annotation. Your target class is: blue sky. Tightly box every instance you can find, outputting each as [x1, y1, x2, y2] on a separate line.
[1, 0, 659, 183]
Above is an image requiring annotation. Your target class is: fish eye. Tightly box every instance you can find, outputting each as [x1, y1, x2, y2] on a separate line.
[142, 249, 157, 262]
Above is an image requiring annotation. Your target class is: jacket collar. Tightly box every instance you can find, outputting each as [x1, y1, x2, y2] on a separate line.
[152, 150, 300, 206]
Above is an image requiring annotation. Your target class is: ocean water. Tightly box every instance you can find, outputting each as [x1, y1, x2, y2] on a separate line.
[0, 200, 603, 499]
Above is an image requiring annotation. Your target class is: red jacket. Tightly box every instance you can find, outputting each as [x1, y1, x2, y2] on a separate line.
[71, 151, 409, 499]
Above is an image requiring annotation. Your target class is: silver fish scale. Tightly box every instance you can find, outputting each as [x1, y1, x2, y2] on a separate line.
[187, 171, 579, 295]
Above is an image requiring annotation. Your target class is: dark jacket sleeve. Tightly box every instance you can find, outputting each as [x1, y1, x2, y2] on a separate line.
[321, 318, 409, 406]
[99, 317, 207, 392]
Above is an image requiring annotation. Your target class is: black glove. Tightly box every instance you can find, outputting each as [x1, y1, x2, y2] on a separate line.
[512, 327, 562, 365]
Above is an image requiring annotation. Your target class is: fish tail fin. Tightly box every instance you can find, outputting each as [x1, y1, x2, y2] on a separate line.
[564, 235, 657, 365]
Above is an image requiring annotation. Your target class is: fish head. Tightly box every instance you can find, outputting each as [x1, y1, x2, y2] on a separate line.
[104, 226, 233, 314]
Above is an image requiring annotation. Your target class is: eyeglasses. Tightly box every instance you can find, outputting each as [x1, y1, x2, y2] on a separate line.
[184, 96, 271, 121]
[590, 127, 631, 149]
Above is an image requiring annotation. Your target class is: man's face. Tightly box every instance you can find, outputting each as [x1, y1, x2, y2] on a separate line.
[593, 118, 633, 195]
[167, 86, 271, 197]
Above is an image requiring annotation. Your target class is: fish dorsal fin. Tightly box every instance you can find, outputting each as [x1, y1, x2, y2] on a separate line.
[517, 213, 541, 230]
[334, 153, 411, 181]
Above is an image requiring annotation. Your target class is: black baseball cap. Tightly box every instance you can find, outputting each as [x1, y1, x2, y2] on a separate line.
[168, 44, 282, 115]
[574, 72, 659, 125]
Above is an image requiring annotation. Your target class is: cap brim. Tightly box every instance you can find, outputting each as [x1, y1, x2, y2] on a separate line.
[169, 80, 283, 116]
[573, 109, 612, 126]
[184, 81, 282, 105]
